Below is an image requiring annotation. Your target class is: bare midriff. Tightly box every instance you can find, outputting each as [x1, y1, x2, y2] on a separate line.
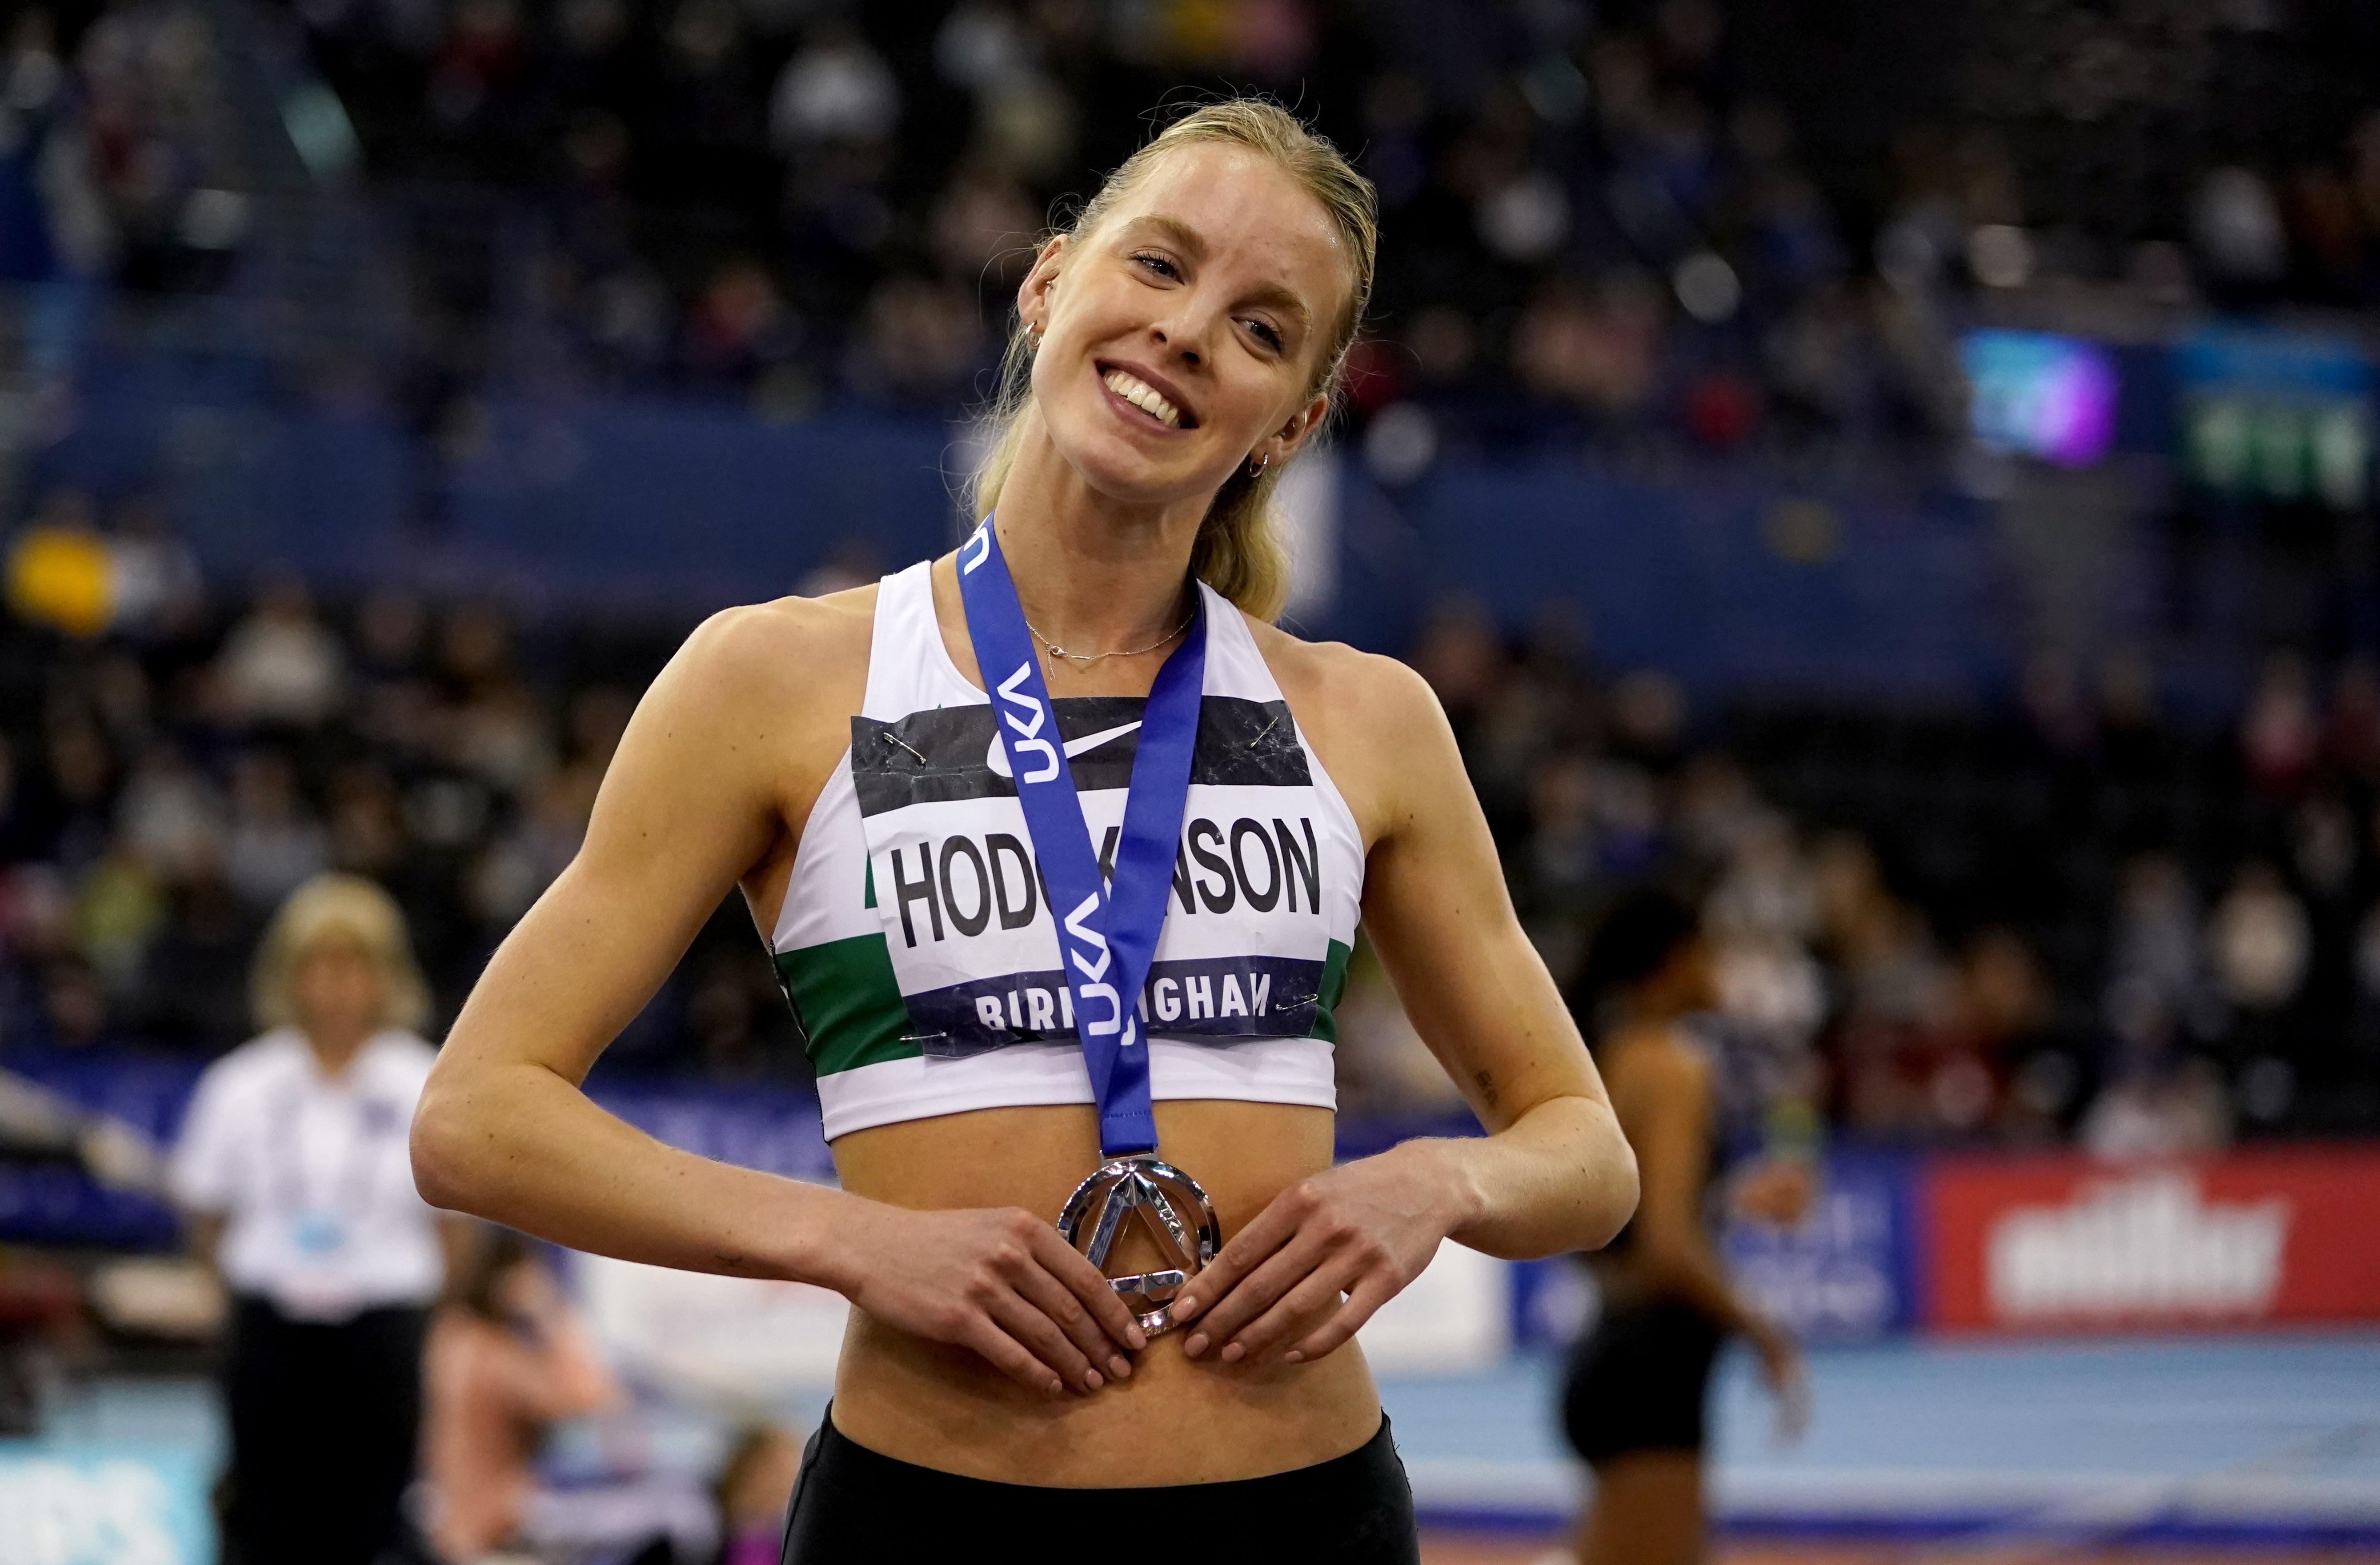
[826, 1096, 1383, 1486]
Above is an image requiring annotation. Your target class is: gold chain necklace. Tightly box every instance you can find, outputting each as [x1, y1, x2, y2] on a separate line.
[1022, 603, 1197, 664]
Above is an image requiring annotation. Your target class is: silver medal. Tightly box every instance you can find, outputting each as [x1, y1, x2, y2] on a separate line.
[1055, 1154, 1220, 1335]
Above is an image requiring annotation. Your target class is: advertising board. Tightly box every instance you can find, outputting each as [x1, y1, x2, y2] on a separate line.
[1922, 1146, 2380, 1331]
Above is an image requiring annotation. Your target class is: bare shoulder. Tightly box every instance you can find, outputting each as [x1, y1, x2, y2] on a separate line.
[1244, 613, 1450, 841]
[638, 584, 877, 735]
[679, 584, 876, 691]
[599, 583, 880, 826]
[1245, 615, 1442, 742]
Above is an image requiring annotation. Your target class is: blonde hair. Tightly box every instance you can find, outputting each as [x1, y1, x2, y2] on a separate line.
[251, 873, 431, 1035]
[970, 99, 1379, 623]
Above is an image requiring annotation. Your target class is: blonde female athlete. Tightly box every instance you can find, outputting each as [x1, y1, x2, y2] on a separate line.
[412, 100, 1638, 1563]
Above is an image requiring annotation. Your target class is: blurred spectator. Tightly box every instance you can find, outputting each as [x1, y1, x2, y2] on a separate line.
[224, 749, 329, 909]
[133, 847, 257, 1047]
[422, 1225, 621, 1563]
[169, 874, 462, 1565]
[714, 1423, 805, 1565]
[115, 740, 223, 883]
[2240, 652, 2320, 799]
[435, 603, 553, 793]
[768, 21, 899, 152]
[850, 274, 986, 406]
[2208, 861, 2311, 1016]
[2080, 1055, 2232, 1161]
[683, 256, 801, 387]
[214, 576, 345, 729]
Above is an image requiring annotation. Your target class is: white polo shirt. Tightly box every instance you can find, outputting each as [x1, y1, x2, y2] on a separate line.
[171, 1027, 444, 1321]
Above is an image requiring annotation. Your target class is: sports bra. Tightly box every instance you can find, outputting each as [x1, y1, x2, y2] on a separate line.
[769, 560, 1366, 1141]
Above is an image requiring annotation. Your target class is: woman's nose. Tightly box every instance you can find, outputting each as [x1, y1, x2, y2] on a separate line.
[1150, 321, 1205, 369]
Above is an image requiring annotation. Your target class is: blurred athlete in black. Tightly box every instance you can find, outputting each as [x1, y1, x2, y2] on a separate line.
[1559, 887, 1810, 1565]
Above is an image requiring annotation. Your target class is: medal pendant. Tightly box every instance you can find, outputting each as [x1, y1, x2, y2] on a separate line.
[1055, 1154, 1220, 1336]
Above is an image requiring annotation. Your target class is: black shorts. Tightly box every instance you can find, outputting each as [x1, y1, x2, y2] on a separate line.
[781, 1406, 1420, 1565]
[1559, 1298, 1726, 1464]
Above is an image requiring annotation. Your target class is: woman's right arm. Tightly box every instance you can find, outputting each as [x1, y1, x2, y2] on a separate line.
[410, 602, 1144, 1396]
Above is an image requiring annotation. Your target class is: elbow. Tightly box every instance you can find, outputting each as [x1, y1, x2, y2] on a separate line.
[1583, 1138, 1640, 1252]
[409, 1078, 485, 1216]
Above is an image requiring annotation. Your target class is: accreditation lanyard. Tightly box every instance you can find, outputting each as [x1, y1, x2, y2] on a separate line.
[270, 1073, 392, 1254]
[955, 518, 1206, 1159]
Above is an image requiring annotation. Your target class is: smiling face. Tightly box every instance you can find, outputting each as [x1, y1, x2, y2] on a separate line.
[1017, 143, 1355, 512]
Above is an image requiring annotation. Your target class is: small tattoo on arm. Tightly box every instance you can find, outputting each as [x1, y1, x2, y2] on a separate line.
[1474, 1070, 1499, 1109]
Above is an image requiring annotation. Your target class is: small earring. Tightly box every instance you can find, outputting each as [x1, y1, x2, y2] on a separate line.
[1247, 451, 1271, 477]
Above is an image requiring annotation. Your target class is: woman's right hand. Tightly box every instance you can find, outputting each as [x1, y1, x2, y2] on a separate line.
[829, 1202, 1148, 1398]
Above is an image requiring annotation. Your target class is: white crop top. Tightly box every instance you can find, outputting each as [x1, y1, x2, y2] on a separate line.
[769, 560, 1366, 1141]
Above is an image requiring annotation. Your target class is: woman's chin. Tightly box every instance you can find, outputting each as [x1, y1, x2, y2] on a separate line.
[1050, 436, 1221, 512]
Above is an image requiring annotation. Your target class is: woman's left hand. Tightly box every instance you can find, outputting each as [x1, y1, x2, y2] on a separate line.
[1173, 1141, 1465, 1366]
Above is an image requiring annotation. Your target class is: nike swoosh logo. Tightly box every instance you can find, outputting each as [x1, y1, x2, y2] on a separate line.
[987, 720, 1142, 779]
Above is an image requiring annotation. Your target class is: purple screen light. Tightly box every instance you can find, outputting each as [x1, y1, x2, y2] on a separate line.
[1963, 330, 2119, 468]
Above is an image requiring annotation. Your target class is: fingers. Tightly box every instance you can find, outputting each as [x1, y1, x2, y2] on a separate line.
[1211, 1250, 1367, 1363]
[959, 1317, 1070, 1399]
[1170, 1185, 1307, 1329]
[1009, 1252, 1135, 1384]
[984, 1287, 1103, 1394]
[1180, 1230, 1331, 1359]
[1028, 1221, 1148, 1353]
[1285, 1272, 1398, 1364]
[934, 1210, 1146, 1396]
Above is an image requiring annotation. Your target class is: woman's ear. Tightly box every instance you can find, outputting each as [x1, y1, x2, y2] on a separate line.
[1015, 236, 1069, 337]
[1267, 391, 1333, 464]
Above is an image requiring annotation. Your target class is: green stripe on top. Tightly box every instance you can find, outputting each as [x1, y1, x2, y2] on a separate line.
[1309, 938, 1353, 1045]
[774, 934, 919, 1077]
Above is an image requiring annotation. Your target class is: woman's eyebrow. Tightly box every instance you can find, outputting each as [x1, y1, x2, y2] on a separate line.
[1119, 214, 1207, 259]
[1242, 282, 1312, 327]
[1120, 213, 1312, 326]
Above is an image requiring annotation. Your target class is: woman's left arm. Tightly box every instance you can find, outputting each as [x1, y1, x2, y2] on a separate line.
[1178, 653, 1638, 1364]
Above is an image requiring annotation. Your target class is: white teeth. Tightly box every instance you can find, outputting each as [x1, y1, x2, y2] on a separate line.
[1103, 369, 1182, 428]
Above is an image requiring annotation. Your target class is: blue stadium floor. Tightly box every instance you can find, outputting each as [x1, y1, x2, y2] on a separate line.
[28, 1332, 2380, 1549]
[1382, 1332, 2380, 1543]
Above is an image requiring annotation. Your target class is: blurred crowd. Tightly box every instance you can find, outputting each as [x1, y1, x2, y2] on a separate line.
[0, 484, 801, 1081]
[6, 0, 2380, 471]
[1332, 601, 2380, 1149]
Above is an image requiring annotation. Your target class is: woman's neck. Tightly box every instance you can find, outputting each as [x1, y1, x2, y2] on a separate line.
[992, 411, 1206, 655]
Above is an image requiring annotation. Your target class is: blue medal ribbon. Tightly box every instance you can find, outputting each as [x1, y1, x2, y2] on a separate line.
[956, 517, 1205, 1158]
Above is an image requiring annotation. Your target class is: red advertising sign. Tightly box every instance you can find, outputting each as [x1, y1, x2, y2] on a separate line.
[1922, 1145, 2380, 1332]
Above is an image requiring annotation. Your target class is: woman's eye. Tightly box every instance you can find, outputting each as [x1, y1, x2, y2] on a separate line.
[1133, 253, 1178, 279]
[1245, 319, 1283, 350]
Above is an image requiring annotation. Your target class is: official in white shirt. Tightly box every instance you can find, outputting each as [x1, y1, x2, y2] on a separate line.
[172, 873, 465, 1565]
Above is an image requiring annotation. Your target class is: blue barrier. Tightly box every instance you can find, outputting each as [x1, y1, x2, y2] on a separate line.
[1723, 1149, 1922, 1341]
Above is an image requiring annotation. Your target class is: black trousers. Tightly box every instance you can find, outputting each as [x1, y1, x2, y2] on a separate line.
[781, 1407, 1421, 1564]
[221, 1295, 428, 1565]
